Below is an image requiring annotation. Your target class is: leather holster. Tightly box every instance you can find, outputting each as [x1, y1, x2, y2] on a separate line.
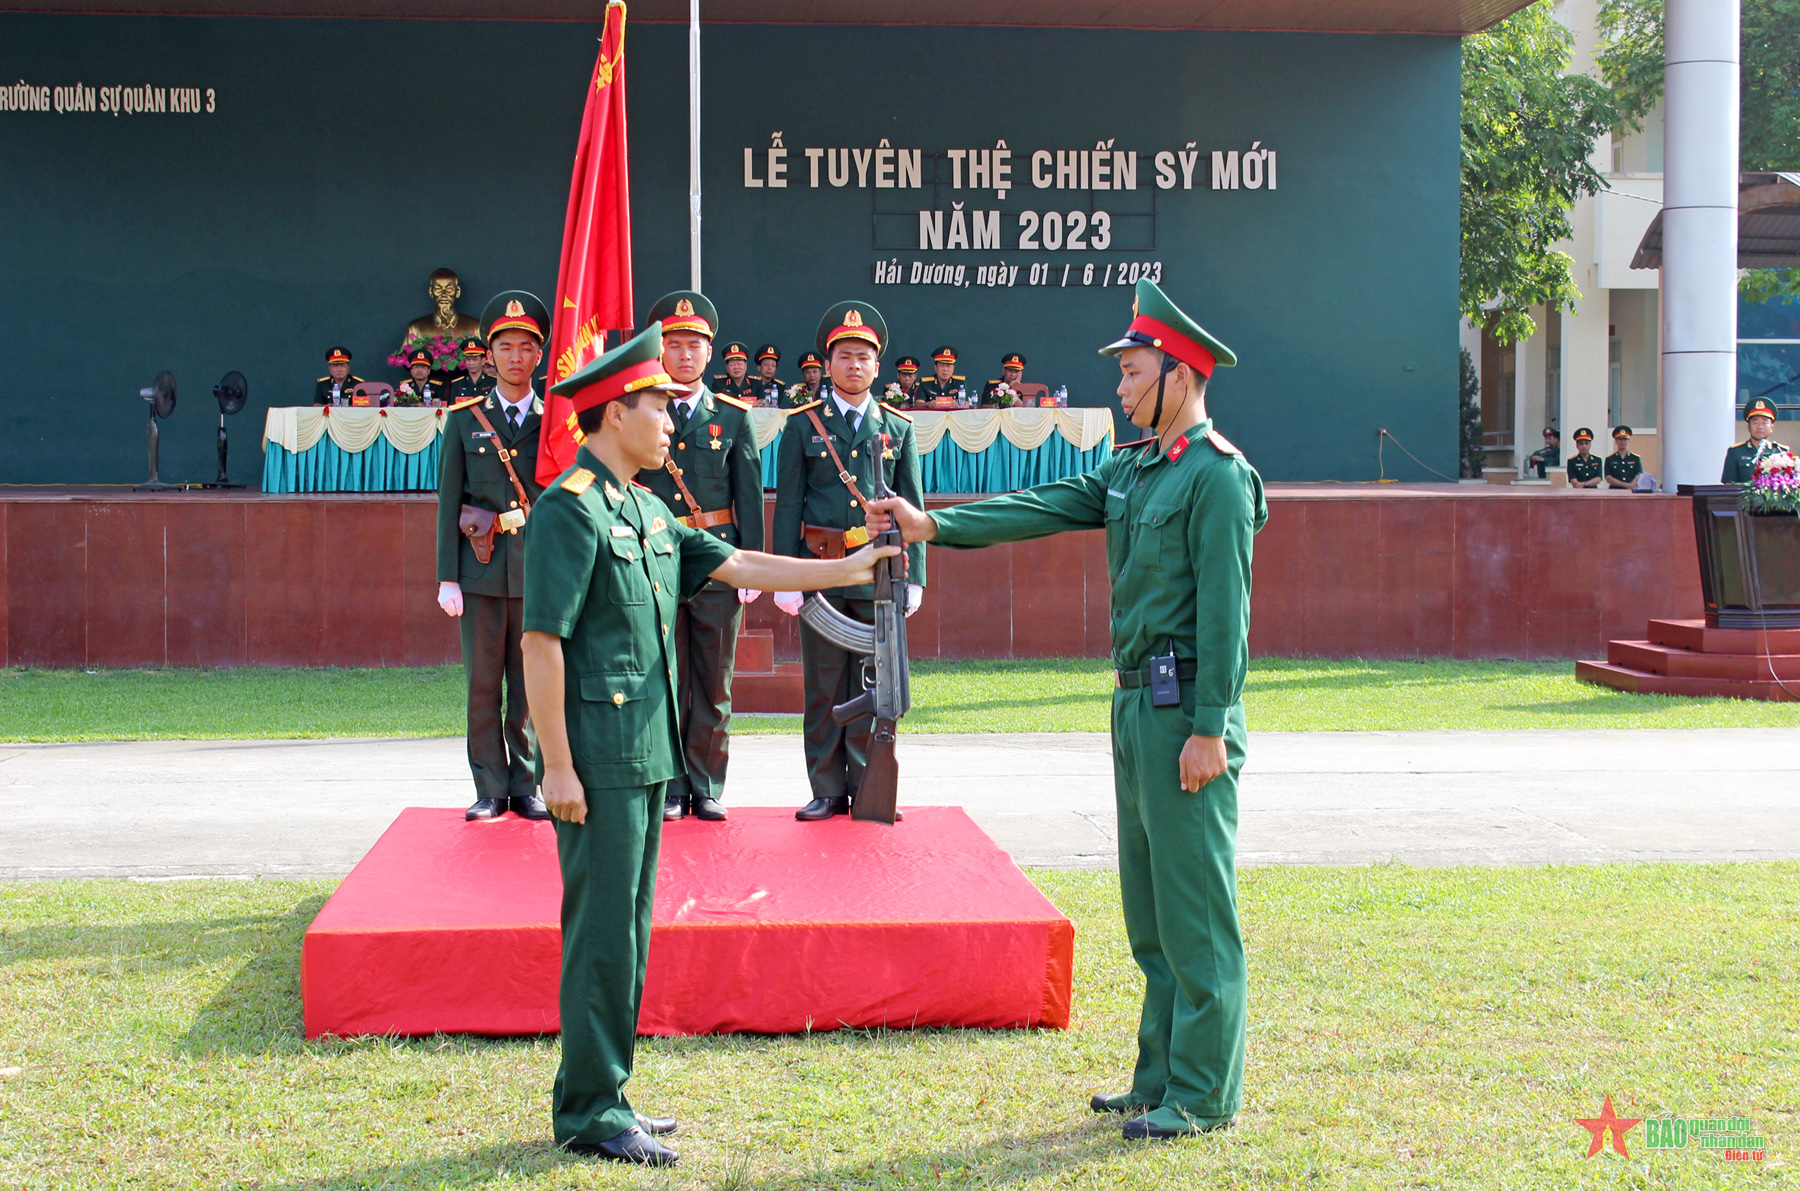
[459, 504, 497, 565]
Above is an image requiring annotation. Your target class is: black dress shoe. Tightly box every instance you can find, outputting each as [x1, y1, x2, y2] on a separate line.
[663, 793, 687, 821]
[795, 796, 849, 821]
[512, 793, 550, 820]
[634, 1111, 677, 1136]
[1090, 1091, 1152, 1115]
[465, 797, 508, 821]
[564, 1126, 678, 1165]
[691, 796, 728, 821]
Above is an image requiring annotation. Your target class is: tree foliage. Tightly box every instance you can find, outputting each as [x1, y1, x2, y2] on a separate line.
[1462, 6, 1620, 345]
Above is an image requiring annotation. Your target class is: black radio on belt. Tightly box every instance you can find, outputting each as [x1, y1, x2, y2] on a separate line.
[1148, 639, 1181, 707]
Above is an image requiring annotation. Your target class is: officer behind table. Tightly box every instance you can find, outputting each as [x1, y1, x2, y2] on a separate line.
[1604, 425, 1644, 489]
[866, 278, 1267, 1141]
[436, 291, 551, 822]
[521, 324, 899, 1167]
[915, 345, 965, 405]
[313, 346, 362, 405]
[1722, 397, 1790, 483]
[748, 344, 783, 405]
[884, 355, 921, 407]
[395, 347, 445, 406]
[981, 352, 1029, 407]
[713, 341, 755, 402]
[1566, 428, 1603, 487]
[631, 292, 764, 823]
[785, 351, 826, 407]
[451, 339, 495, 400]
[1523, 427, 1560, 479]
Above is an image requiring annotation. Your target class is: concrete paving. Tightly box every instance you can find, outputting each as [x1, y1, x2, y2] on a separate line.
[2, 729, 1796, 880]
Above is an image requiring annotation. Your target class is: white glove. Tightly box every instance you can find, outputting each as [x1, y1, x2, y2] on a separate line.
[774, 591, 804, 616]
[437, 581, 464, 618]
[738, 588, 762, 604]
[905, 583, 923, 617]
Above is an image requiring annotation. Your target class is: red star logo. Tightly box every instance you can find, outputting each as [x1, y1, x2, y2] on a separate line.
[1575, 1094, 1644, 1158]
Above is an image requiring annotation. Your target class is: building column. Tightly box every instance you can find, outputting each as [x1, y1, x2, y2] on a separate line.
[1659, 0, 1739, 487]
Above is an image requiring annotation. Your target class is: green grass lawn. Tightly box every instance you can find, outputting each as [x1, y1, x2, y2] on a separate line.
[1, 865, 1792, 1188]
[1, 658, 1796, 742]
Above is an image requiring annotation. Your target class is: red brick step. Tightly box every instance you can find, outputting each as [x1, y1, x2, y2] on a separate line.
[1575, 660, 1798, 701]
[1609, 639, 1800, 681]
[1647, 618, 1800, 655]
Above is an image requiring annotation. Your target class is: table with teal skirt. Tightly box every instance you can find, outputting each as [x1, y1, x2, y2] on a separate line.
[261, 406, 446, 493]
[750, 406, 1114, 492]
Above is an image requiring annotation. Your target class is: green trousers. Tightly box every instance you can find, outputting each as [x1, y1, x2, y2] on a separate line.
[1112, 691, 1247, 1122]
[459, 593, 534, 802]
[798, 595, 875, 801]
[552, 781, 664, 1145]
[665, 587, 743, 803]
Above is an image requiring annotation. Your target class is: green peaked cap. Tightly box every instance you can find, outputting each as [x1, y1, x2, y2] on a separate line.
[646, 289, 718, 338]
[481, 290, 551, 344]
[1744, 396, 1779, 420]
[1099, 278, 1236, 374]
[815, 300, 888, 356]
[549, 323, 682, 412]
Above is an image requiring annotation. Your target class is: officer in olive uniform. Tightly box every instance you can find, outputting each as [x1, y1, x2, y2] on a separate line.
[784, 351, 826, 407]
[747, 344, 783, 405]
[1723, 397, 1790, 483]
[395, 347, 447, 406]
[1604, 426, 1644, 489]
[713, 341, 755, 402]
[915, 346, 966, 405]
[632, 292, 765, 822]
[980, 351, 1029, 407]
[313, 346, 362, 405]
[436, 291, 552, 821]
[522, 325, 897, 1166]
[885, 355, 922, 407]
[1524, 427, 1560, 478]
[1567, 428, 1603, 487]
[868, 279, 1266, 1141]
[772, 302, 928, 820]
[451, 339, 495, 400]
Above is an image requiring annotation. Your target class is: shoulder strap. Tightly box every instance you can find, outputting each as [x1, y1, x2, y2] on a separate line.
[466, 401, 533, 512]
[804, 407, 867, 506]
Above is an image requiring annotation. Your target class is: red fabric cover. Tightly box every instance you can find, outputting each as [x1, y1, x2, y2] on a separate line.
[302, 807, 1073, 1040]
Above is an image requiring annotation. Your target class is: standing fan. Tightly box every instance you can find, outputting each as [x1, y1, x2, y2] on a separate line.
[211, 370, 248, 489]
[134, 371, 178, 491]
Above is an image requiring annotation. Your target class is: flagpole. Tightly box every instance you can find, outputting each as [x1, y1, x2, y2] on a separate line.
[688, 0, 701, 291]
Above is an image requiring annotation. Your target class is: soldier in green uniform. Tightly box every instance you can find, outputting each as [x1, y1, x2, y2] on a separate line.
[784, 351, 826, 407]
[915, 345, 966, 406]
[771, 302, 927, 820]
[632, 292, 764, 822]
[1523, 427, 1560, 479]
[883, 355, 921, 407]
[981, 352, 1028, 406]
[450, 339, 495, 400]
[748, 344, 783, 405]
[313, 346, 361, 405]
[1604, 425, 1644, 489]
[1722, 397, 1789, 482]
[713, 341, 755, 402]
[521, 325, 897, 1166]
[869, 279, 1266, 1140]
[436, 291, 552, 821]
[1566, 428, 1603, 487]
[395, 347, 447, 406]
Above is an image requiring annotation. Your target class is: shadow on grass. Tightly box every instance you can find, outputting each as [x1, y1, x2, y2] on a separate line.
[175, 892, 329, 1056]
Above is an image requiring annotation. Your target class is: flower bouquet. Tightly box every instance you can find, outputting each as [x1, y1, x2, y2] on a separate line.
[884, 382, 907, 404]
[986, 382, 1020, 409]
[1741, 449, 1800, 515]
[387, 332, 464, 374]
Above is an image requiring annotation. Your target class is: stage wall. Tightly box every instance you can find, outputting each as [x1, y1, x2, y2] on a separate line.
[0, 490, 1702, 668]
[0, 14, 1458, 486]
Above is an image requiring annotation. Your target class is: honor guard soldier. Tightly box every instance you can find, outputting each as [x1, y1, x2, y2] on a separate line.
[1604, 425, 1645, 489]
[436, 291, 552, 821]
[521, 325, 898, 1167]
[785, 351, 826, 407]
[632, 292, 765, 822]
[1723, 397, 1789, 483]
[916, 345, 966, 405]
[713, 341, 755, 402]
[451, 339, 495, 400]
[395, 347, 445, 406]
[772, 302, 927, 821]
[313, 346, 361, 405]
[1567, 428, 1603, 487]
[748, 344, 783, 405]
[981, 352, 1028, 406]
[867, 278, 1267, 1140]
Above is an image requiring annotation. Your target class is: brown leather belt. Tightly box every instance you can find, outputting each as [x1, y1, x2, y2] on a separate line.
[679, 508, 737, 530]
[803, 523, 870, 560]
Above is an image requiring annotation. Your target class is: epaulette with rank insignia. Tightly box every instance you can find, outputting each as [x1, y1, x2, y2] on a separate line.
[880, 403, 914, 422]
[448, 395, 485, 412]
[786, 400, 824, 415]
[560, 467, 596, 494]
[316, 376, 331, 383]
[714, 392, 753, 412]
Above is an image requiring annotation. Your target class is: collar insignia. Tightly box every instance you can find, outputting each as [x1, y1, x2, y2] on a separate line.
[1167, 434, 1190, 462]
[603, 480, 623, 503]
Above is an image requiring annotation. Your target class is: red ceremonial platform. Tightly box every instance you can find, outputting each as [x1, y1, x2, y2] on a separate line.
[301, 806, 1074, 1039]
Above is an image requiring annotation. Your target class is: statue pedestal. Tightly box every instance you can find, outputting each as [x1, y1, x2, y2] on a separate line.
[1685, 484, 1800, 629]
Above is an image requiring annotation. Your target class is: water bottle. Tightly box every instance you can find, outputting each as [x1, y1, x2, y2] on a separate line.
[1055, 385, 1068, 408]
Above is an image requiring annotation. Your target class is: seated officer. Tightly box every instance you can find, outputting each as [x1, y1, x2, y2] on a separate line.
[1604, 426, 1644, 489]
[394, 348, 445, 406]
[714, 341, 755, 401]
[313, 346, 361, 405]
[785, 351, 825, 407]
[981, 352, 1028, 407]
[748, 344, 783, 405]
[885, 355, 921, 406]
[451, 340, 494, 400]
[916, 346, 965, 405]
[1566, 428, 1603, 487]
[1523, 427, 1560, 478]
[1722, 397, 1790, 482]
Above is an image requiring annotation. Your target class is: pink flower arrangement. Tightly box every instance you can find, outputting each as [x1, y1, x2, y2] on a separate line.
[1742, 449, 1800, 515]
[386, 332, 464, 372]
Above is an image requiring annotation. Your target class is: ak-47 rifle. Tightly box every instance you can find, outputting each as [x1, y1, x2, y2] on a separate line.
[798, 433, 910, 824]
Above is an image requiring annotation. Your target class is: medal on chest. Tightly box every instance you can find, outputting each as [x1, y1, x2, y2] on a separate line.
[709, 424, 722, 450]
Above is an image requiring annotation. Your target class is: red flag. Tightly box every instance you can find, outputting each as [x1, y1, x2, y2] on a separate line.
[537, 0, 634, 486]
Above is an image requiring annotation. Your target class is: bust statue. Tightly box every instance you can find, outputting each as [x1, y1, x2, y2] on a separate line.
[405, 267, 482, 343]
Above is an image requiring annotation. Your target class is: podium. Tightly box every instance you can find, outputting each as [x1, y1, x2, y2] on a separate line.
[1686, 484, 1800, 629]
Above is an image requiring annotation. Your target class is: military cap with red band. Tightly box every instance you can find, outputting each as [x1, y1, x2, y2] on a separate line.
[481, 290, 551, 344]
[647, 289, 718, 339]
[461, 339, 486, 358]
[406, 348, 433, 369]
[797, 351, 825, 370]
[895, 355, 920, 374]
[1100, 278, 1237, 377]
[1573, 427, 1594, 442]
[931, 345, 957, 364]
[722, 341, 749, 362]
[1001, 352, 1027, 370]
[1745, 397, 1779, 422]
[755, 343, 781, 363]
[325, 346, 352, 364]
[816, 300, 888, 356]
[549, 323, 682, 414]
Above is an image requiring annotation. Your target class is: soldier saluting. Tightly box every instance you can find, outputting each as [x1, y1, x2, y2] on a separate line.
[868, 279, 1267, 1140]
[632, 292, 764, 822]
[435, 291, 551, 821]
